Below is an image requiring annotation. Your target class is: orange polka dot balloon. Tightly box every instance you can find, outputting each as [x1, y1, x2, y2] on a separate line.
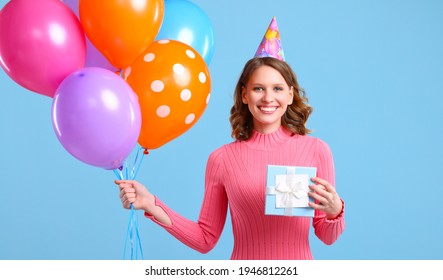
[123, 40, 211, 150]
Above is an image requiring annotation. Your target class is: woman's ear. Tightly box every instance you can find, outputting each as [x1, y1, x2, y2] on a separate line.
[241, 86, 247, 104]
[288, 86, 294, 105]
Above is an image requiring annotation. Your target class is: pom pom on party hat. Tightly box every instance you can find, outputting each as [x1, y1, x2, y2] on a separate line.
[254, 16, 285, 61]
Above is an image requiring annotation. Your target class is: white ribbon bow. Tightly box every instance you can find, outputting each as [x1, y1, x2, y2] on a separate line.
[275, 174, 309, 208]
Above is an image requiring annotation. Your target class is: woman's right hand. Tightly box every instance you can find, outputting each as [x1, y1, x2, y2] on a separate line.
[115, 180, 172, 225]
[115, 180, 152, 211]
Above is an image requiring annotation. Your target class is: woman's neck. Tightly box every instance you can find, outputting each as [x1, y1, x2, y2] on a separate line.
[244, 126, 294, 150]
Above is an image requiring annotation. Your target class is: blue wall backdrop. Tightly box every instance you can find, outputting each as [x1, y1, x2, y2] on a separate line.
[1, 0, 443, 260]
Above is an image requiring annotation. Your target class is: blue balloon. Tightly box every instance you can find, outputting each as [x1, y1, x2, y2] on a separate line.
[156, 0, 215, 64]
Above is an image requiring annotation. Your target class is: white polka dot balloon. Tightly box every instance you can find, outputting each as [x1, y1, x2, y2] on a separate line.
[123, 40, 211, 150]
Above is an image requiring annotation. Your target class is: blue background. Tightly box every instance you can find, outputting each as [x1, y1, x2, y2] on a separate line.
[1, 0, 442, 260]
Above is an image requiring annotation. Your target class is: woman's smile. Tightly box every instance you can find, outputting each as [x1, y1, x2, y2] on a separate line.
[242, 65, 293, 133]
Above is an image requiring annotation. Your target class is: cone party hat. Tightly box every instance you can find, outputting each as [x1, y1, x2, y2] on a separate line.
[254, 16, 285, 61]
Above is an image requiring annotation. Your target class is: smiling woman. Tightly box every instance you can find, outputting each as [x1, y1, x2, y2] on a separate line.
[232, 57, 311, 138]
[115, 17, 345, 260]
[2, 0, 443, 262]
[241, 65, 294, 134]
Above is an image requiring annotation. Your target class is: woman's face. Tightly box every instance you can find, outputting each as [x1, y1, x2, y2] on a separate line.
[242, 65, 293, 134]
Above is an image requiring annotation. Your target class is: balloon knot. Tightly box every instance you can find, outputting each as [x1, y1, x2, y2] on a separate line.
[143, 149, 149, 155]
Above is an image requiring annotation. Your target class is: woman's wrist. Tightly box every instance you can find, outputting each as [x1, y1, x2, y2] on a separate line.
[325, 199, 344, 220]
[144, 193, 157, 213]
[144, 194, 172, 226]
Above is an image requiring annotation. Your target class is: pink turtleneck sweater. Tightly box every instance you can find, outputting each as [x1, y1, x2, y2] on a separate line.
[146, 127, 345, 260]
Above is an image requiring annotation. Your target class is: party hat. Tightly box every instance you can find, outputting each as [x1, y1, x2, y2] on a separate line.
[254, 16, 285, 61]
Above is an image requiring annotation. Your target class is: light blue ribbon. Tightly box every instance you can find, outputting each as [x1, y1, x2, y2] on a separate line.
[113, 146, 146, 260]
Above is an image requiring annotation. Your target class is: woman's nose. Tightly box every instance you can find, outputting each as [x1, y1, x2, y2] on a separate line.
[261, 90, 274, 102]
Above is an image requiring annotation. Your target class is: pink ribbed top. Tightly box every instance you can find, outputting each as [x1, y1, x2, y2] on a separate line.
[146, 127, 345, 259]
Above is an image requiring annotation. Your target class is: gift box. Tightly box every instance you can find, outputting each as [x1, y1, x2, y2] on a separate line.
[265, 165, 317, 217]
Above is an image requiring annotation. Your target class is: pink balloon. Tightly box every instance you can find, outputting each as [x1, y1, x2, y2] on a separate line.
[0, 0, 86, 98]
[62, 0, 117, 72]
[52, 67, 141, 170]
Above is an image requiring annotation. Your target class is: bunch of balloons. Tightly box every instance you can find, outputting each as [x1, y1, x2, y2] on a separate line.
[0, 0, 215, 170]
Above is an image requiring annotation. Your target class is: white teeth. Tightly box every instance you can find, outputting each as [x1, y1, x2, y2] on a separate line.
[259, 106, 277, 112]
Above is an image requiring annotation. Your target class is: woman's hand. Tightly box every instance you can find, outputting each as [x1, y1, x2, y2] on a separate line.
[115, 180, 152, 211]
[115, 180, 172, 225]
[308, 177, 343, 219]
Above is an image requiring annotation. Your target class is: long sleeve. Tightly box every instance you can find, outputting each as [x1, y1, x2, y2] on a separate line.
[312, 139, 346, 245]
[145, 148, 228, 253]
[143, 127, 345, 259]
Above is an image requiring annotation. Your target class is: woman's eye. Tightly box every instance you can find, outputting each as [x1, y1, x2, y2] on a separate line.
[274, 87, 284, 91]
[253, 87, 264, 91]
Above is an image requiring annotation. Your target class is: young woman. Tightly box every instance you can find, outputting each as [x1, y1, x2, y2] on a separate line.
[115, 56, 345, 260]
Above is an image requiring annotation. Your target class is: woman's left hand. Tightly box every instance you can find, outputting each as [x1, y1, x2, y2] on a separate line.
[308, 177, 343, 219]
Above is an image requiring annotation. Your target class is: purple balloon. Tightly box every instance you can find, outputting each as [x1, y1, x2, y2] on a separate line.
[52, 67, 141, 170]
[85, 39, 118, 71]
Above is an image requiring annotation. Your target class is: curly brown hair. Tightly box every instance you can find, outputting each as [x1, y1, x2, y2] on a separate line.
[229, 57, 313, 140]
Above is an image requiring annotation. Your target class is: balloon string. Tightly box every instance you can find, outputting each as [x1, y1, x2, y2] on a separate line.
[123, 204, 145, 260]
[113, 168, 123, 180]
[113, 146, 147, 260]
[131, 146, 146, 179]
